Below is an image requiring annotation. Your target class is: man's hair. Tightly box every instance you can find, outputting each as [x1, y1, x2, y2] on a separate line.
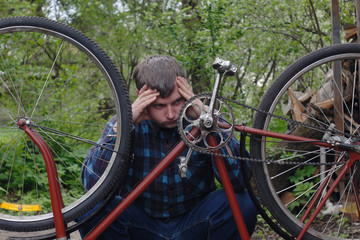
[133, 55, 185, 98]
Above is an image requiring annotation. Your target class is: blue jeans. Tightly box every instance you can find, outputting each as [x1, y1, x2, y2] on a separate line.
[79, 189, 258, 240]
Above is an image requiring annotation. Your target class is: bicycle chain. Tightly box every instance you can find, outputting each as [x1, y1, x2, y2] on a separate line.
[222, 95, 349, 138]
[179, 94, 347, 166]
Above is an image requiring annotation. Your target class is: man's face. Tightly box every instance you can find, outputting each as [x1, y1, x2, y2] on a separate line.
[146, 84, 185, 128]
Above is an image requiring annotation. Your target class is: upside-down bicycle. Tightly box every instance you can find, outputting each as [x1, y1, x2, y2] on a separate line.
[0, 16, 359, 240]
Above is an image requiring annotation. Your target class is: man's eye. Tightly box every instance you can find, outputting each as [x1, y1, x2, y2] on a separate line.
[174, 99, 184, 105]
[154, 104, 164, 109]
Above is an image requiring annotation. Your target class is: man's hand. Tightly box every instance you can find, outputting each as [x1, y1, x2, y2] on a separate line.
[177, 76, 202, 118]
[177, 76, 194, 101]
[132, 85, 160, 125]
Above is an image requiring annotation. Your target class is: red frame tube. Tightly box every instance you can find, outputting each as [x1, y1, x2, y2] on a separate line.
[208, 134, 250, 240]
[351, 171, 360, 220]
[85, 123, 354, 239]
[85, 128, 199, 239]
[235, 125, 332, 148]
[87, 127, 250, 239]
[85, 141, 187, 239]
[299, 155, 343, 223]
[296, 151, 359, 240]
[18, 120, 66, 239]
[19, 117, 358, 240]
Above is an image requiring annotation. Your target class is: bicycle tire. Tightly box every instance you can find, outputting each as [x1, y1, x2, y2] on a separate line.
[251, 43, 360, 239]
[0, 16, 132, 233]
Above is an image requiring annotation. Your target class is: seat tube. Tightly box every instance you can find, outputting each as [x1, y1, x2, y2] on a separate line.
[208, 134, 250, 240]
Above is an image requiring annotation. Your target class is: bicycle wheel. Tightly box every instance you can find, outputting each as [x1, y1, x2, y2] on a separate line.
[0, 16, 132, 233]
[251, 44, 360, 239]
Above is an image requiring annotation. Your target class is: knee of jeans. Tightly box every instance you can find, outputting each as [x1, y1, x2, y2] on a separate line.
[78, 209, 130, 238]
[109, 219, 129, 234]
[79, 219, 130, 239]
[209, 190, 258, 228]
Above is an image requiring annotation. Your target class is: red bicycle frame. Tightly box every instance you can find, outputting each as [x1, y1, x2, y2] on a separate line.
[20, 119, 360, 240]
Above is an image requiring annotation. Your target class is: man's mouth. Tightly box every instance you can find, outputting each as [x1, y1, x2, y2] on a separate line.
[164, 120, 177, 125]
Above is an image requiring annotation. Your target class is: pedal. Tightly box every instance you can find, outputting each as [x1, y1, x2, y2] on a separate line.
[212, 57, 237, 76]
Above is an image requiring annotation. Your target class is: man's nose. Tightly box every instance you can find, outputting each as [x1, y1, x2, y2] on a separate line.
[165, 105, 175, 119]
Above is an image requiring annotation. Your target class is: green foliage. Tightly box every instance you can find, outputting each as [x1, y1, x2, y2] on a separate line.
[0, 26, 110, 214]
[288, 165, 317, 183]
[0, 0, 358, 220]
[11, 0, 353, 105]
[287, 165, 317, 212]
[3, 0, 355, 113]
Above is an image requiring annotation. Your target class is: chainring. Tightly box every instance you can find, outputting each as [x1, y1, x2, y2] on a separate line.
[177, 93, 235, 152]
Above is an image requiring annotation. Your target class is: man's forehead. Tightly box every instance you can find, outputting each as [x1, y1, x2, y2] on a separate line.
[153, 86, 181, 104]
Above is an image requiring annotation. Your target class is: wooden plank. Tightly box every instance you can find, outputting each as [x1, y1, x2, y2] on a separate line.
[331, 0, 344, 132]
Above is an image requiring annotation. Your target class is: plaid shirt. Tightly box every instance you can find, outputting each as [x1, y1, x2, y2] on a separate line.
[82, 115, 247, 218]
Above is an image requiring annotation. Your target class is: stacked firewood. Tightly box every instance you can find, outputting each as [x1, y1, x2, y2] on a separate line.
[286, 65, 356, 134]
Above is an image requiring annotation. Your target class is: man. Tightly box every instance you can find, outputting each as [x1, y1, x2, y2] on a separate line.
[80, 55, 258, 239]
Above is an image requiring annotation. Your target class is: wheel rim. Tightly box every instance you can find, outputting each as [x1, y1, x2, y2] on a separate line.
[259, 52, 360, 239]
[0, 19, 126, 230]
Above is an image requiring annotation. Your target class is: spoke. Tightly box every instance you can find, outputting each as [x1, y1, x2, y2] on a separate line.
[25, 138, 41, 204]
[30, 40, 64, 120]
[0, 103, 18, 124]
[278, 166, 339, 196]
[331, 75, 353, 131]
[34, 119, 108, 127]
[32, 108, 116, 121]
[39, 91, 111, 121]
[321, 167, 357, 236]
[39, 130, 110, 187]
[349, 60, 357, 135]
[28, 137, 49, 197]
[37, 129, 85, 191]
[0, 131, 23, 170]
[21, 137, 27, 208]
[5, 135, 22, 197]
[287, 176, 326, 217]
[32, 81, 111, 125]
[27, 42, 89, 116]
[295, 77, 333, 129]
[32, 124, 120, 154]
[269, 148, 332, 180]
[0, 53, 27, 117]
[235, 47, 360, 239]
[0, 16, 129, 232]
[0, 75, 26, 117]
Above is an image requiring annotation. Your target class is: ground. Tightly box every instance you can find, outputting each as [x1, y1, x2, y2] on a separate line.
[252, 216, 283, 240]
[0, 230, 81, 240]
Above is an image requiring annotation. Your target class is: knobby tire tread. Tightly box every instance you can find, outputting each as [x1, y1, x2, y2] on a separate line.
[0, 16, 132, 232]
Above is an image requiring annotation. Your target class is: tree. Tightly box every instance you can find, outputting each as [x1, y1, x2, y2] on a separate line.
[1, 0, 357, 120]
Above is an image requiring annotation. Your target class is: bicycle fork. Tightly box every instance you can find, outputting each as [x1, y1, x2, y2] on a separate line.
[17, 118, 67, 240]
